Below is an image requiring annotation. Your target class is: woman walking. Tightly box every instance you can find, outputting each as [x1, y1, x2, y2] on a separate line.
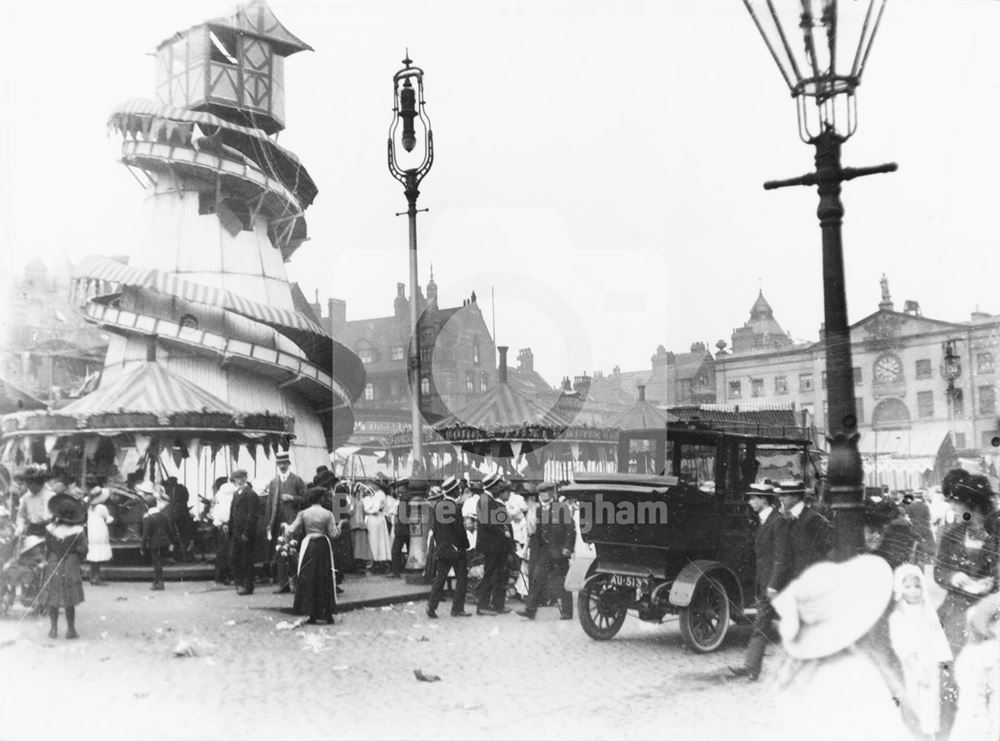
[85, 486, 114, 585]
[283, 487, 340, 624]
[40, 493, 88, 639]
[363, 483, 391, 573]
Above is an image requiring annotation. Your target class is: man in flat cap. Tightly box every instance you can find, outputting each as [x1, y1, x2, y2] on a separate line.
[228, 469, 259, 595]
[266, 452, 307, 593]
[476, 471, 515, 616]
[518, 481, 575, 621]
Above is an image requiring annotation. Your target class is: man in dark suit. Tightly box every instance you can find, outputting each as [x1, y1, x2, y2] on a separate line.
[426, 476, 471, 618]
[730, 483, 788, 680]
[776, 481, 833, 579]
[518, 481, 575, 620]
[228, 469, 259, 595]
[389, 480, 411, 578]
[476, 471, 515, 616]
[266, 452, 306, 593]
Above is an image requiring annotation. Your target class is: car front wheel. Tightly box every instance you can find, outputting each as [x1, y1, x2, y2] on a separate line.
[678, 576, 731, 653]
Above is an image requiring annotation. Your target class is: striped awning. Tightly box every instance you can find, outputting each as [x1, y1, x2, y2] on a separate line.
[74, 255, 326, 336]
[60, 363, 238, 417]
[435, 382, 577, 430]
[109, 98, 317, 207]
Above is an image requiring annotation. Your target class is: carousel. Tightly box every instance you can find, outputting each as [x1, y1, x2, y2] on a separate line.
[387, 350, 619, 483]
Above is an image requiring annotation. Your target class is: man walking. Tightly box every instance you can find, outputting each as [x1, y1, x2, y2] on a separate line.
[228, 469, 259, 595]
[730, 482, 788, 680]
[476, 471, 514, 616]
[517, 481, 575, 620]
[776, 480, 833, 579]
[426, 476, 471, 618]
[266, 452, 306, 593]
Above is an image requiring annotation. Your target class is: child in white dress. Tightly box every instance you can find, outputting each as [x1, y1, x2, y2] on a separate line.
[85, 487, 114, 585]
[887, 563, 953, 739]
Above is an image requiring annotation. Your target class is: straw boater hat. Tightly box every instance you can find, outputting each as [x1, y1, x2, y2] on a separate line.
[48, 492, 87, 526]
[771, 554, 893, 660]
[482, 471, 508, 492]
[774, 481, 807, 498]
[275, 452, 291, 463]
[745, 482, 777, 500]
[426, 485, 444, 501]
[440, 476, 460, 498]
[135, 480, 156, 496]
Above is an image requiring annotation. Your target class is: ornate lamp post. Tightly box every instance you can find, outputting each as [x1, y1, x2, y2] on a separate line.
[388, 54, 434, 475]
[743, 1, 897, 560]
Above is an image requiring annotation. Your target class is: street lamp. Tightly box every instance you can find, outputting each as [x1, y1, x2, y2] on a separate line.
[743, 0, 898, 561]
[388, 53, 434, 476]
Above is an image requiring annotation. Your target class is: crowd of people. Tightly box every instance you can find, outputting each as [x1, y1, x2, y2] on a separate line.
[730, 470, 999, 741]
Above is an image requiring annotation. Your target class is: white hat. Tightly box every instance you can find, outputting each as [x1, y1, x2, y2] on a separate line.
[772, 555, 892, 660]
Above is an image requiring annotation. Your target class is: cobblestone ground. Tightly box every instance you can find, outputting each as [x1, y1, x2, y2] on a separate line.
[0, 582, 787, 741]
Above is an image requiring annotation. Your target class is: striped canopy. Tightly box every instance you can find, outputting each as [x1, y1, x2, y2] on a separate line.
[74, 255, 326, 336]
[434, 382, 576, 430]
[60, 363, 237, 417]
[608, 400, 678, 430]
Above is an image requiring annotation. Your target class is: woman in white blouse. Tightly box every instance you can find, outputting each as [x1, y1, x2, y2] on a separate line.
[363, 483, 392, 573]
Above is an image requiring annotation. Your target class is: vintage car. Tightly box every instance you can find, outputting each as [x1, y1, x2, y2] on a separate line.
[563, 422, 815, 652]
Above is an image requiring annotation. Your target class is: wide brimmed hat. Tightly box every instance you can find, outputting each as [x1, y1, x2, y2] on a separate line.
[135, 480, 156, 495]
[948, 474, 995, 513]
[427, 485, 444, 500]
[772, 554, 893, 660]
[48, 492, 87, 525]
[88, 486, 110, 505]
[19, 534, 46, 555]
[482, 471, 508, 492]
[941, 468, 971, 499]
[21, 463, 51, 483]
[441, 476, 460, 497]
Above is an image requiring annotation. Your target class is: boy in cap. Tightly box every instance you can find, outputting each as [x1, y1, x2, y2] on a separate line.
[140, 482, 177, 591]
[228, 470, 260, 595]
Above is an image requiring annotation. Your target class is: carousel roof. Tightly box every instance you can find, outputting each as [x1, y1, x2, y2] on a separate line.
[435, 381, 575, 430]
[1, 362, 294, 441]
[608, 400, 678, 430]
[60, 363, 237, 417]
[0, 375, 47, 415]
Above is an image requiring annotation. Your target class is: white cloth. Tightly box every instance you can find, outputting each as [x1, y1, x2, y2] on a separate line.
[363, 489, 391, 561]
[888, 600, 952, 734]
[775, 649, 912, 741]
[758, 505, 774, 524]
[16, 487, 54, 533]
[211, 483, 235, 527]
[86, 503, 114, 562]
[950, 638, 1000, 741]
[461, 494, 480, 520]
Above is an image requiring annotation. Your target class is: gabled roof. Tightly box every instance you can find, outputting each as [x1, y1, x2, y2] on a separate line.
[608, 400, 677, 430]
[203, 0, 313, 56]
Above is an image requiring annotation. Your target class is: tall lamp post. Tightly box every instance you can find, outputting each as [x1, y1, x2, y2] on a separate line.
[743, 1, 897, 561]
[388, 54, 434, 476]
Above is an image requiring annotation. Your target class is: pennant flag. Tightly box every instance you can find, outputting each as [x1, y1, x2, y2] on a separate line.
[210, 441, 223, 463]
[569, 442, 580, 461]
[135, 435, 151, 457]
[187, 437, 201, 462]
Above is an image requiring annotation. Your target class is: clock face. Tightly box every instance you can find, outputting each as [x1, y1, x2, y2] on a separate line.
[874, 355, 903, 383]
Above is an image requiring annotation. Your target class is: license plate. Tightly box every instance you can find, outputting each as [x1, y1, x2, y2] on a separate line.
[609, 574, 648, 590]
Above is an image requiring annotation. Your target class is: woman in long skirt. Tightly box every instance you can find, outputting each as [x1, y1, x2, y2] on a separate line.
[350, 485, 371, 569]
[284, 487, 339, 624]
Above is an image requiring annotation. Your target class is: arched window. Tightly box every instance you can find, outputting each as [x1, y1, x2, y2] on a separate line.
[420, 377, 431, 396]
[872, 398, 910, 427]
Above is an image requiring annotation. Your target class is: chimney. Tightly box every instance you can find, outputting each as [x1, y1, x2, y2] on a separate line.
[394, 283, 408, 320]
[497, 346, 508, 383]
[328, 298, 346, 333]
[638, 384, 646, 402]
[517, 348, 534, 373]
[573, 374, 592, 398]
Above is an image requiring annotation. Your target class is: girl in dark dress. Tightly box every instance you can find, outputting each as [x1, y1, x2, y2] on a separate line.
[40, 494, 88, 639]
[283, 487, 340, 624]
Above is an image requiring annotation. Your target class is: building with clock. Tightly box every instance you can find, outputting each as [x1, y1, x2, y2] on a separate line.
[714, 278, 1000, 489]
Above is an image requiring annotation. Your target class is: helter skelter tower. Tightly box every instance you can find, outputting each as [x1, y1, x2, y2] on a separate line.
[64, 1, 364, 478]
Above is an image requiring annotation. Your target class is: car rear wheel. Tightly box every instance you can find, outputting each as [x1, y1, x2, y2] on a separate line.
[678, 576, 730, 653]
[577, 574, 628, 641]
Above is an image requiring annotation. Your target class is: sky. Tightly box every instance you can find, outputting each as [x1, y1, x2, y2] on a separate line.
[1, 0, 998, 386]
